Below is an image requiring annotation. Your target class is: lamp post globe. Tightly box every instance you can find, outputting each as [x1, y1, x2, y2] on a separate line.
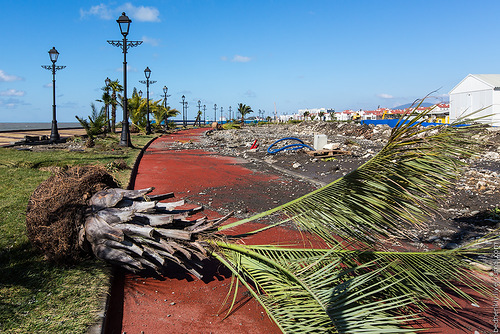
[117, 12, 131, 37]
[49, 47, 59, 63]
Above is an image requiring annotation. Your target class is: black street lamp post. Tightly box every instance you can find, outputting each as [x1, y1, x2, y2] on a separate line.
[139, 67, 156, 135]
[181, 95, 186, 127]
[107, 12, 142, 147]
[163, 86, 170, 128]
[214, 104, 217, 123]
[229, 106, 232, 122]
[41, 47, 65, 143]
[220, 107, 224, 123]
[163, 86, 170, 108]
[203, 105, 206, 125]
[197, 100, 201, 126]
[185, 102, 189, 126]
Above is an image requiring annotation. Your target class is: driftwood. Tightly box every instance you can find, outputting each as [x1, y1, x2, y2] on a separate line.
[82, 187, 231, 278]
[306, 149, 351, 157]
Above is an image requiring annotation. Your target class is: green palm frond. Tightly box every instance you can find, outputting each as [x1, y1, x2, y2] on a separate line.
[221, 108, 484, 245]
[208, 105, 496, 333]
[150, 99, 166, 127]
[75, 103, 106, 138]
[209, 239, 492, 333]
[212, 242, 423, 333]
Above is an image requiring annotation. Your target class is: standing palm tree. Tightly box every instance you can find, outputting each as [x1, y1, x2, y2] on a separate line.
[303, 110, 310, 120]
[128, 88, 148, 133]
[108, 80, 123, 133]
[149, 100, 180, 131]
[318, 111, 325, 121]
[165, 106, 180, 129]
[75, 103, 107, 147]
[238, 103, 253, 126]
[96, 89, 112, 133]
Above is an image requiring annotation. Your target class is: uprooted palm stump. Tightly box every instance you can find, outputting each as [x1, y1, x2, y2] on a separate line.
[26, 166, 230, 278]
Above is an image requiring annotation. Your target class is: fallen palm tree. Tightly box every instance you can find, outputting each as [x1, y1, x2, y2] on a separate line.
[26, 106, 496, 333]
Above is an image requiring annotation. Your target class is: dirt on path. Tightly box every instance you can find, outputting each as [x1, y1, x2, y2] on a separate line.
[103, 126, 496, 334]
[103, 128, 318, 334]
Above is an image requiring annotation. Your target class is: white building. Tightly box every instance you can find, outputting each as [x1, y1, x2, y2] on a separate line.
[449, 74, 500, 126]
[296, 108, 334, 121]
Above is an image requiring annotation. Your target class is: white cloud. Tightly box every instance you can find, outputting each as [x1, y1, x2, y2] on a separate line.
[43, 83, 53, 88]
[0, 89, 25, 97]
[244, 90, 256, 98]
[80, 4, 114, 20]
[0, 97, 29, 109]
[232, 55, 251, 63]
[377, 93, 393, 99]
[122, 3, 160, 22]
[80, 3, 160, 22]
[0, 70, 22, 82]
[431, 93, 449, 102]
[142, 36, 160, 47]
[220, 56, 228, 61]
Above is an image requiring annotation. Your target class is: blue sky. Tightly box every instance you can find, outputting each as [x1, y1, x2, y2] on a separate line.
[1, 1, 500, 122]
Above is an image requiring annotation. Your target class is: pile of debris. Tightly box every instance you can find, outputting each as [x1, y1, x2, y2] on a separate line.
[197, 121, 500, 255]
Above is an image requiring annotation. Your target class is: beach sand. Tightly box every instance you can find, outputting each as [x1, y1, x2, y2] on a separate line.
[0, 129, 88, 147]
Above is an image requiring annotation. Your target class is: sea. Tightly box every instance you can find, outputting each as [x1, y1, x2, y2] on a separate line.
[0, 122, 82, 132]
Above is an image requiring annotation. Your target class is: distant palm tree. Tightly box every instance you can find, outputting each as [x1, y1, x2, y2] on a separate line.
[303, 110, 310, 120]
[165, 106, 180, 129]
[75, 103, 107, 147]
[150, 100, 180, 130]
[237, 103, 253, 126]
[318, 111, 325, 121]
[108, 80, 123, 133]
[128, 88, 147, 133]
[96, 90, 112, 133]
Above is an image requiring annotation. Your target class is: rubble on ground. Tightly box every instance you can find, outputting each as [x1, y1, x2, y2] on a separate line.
[195, 121, 500, 258]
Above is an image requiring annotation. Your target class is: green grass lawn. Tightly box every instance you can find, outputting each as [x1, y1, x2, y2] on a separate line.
[0, 133, 155, 333]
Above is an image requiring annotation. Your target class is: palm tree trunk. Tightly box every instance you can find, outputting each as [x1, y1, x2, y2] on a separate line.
[111, 91, 117, 133]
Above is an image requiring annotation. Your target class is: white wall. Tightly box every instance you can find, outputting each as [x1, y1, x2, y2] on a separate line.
[449, 76, 500, 126]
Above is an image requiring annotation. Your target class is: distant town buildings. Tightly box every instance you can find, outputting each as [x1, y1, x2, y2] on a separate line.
[280, 103, 450, 123]
[274, 74, 500, 125]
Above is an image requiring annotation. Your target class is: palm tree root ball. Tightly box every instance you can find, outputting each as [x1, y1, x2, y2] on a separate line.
[26, 165, 228, 277]
[26, 166, 119, 263]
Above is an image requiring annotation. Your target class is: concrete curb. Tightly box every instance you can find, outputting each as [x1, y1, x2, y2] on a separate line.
[127, 136, 159, 190]
[86, 266, 113, 334]
[87, 136, 159, 334]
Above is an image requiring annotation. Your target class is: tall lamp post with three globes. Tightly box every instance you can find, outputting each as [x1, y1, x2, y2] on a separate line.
[139, 67, 156, 135]
[107, 12, 142, 147]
